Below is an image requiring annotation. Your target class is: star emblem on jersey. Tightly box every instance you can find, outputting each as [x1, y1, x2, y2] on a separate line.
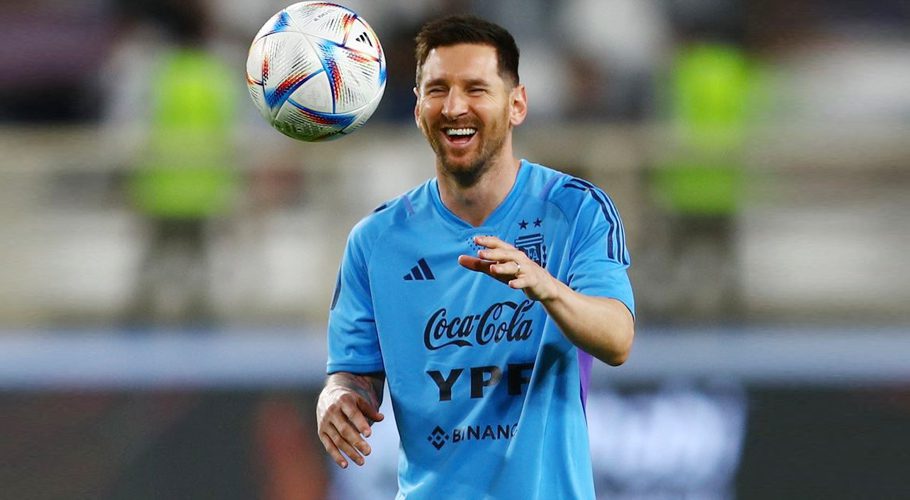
[533, 218, 542, 227]
[518, 220, 528, 230]
[404, 258, 436, 281]
[427, 426, 449, 450]
[514, 234, 548, 268]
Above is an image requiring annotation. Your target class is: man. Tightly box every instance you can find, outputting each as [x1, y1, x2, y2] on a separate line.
[317, 15, 635, 499]
[116, 0, 240, 325]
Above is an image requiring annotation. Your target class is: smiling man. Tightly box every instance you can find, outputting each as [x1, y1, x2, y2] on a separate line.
[417, 42, 517, 192]
[317, 14, 635, 499]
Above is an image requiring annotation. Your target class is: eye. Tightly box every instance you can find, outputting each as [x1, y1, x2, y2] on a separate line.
[467, 87, 487, 95]
[425, 86, 446, 97]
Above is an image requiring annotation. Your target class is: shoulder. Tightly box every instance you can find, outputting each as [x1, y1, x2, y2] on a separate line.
[522, 161, 617, 221]
[347, 180, 431, 248]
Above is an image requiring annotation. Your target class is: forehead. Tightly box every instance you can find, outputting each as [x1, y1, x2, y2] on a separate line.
[419, 43, 501, 84]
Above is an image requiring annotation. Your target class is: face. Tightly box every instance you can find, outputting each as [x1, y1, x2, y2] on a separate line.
[414, 44, 527, 185]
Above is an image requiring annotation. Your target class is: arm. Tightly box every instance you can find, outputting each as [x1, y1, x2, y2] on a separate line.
[459, 236, 634, 365]
[533, 280, 634, 365]
[316, 371, 386, 468]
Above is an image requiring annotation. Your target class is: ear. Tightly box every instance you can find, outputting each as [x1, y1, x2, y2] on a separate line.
[510, 84, 528, 126]
[413, 86, 422, 129]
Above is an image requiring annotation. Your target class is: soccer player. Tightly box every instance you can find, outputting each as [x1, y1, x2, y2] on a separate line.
[317, 14, 635, 499]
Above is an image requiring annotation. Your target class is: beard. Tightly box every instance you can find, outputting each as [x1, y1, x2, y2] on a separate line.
[424, 112, 510, 188]
[433, 131, 506, 187]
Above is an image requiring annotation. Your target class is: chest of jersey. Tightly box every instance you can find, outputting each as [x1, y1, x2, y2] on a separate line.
[368, 204, 572, 405]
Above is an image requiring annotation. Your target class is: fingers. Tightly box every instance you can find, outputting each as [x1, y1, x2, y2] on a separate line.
[358, 398, 385, 425]
[477, 248, 524, 265]
[320, 412, 370, 467]
[508, 276, 530, 290]
[318, 395, 381, 469]
[460, 243, 526, 286]
[489, 260, 521, 276]
[318, 426, 356, 469]
[463, 236, 536, 289]
[469, 236, 525, 268]
[481, 252, 525, 283]
[465, 236, 556, 301]
[347, 398, 385, 437]
[343, 402, 375, 438]
[323, 421, 369, 467]
[459, 255, 520, 285]
[458, 255, 493, 273]
[473, 235, 511, 249]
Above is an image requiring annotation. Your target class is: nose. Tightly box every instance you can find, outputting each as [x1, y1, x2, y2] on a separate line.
[441, 89, 468, 120]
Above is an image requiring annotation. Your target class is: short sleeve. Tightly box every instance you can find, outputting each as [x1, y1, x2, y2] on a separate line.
[564, 185, 635, 317]
[326, 227, 384, 374]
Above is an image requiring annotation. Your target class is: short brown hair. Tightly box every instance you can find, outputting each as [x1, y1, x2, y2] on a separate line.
[414, 15, 520, 87]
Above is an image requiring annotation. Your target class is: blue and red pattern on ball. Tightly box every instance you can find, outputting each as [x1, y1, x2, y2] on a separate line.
[285, 99, 357, 129]
[314, 39, 385, 115]
[264, 63, 325, 111]
[260, 11, 379, 115]
[246, 2, 387, 141]
[264, 10, 292, 37]
[313, 41, 345, 114]
[339, 12, 357, 44]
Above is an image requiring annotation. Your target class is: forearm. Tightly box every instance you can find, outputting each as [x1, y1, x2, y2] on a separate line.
[540, 280, 634, 366]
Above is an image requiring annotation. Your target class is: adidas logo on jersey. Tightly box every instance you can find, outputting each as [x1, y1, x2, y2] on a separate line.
[404, 258, 435, 281]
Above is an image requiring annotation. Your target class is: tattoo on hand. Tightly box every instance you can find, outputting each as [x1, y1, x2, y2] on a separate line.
[336, 373, 384, 409]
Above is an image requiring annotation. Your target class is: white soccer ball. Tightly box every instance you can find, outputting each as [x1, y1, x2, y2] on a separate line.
[246, 2, 386, 142]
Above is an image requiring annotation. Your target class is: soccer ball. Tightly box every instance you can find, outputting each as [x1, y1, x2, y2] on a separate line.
[246, 2, 386, 142]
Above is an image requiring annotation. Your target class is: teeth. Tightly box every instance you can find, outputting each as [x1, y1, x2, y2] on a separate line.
[446, 128, 476, 136]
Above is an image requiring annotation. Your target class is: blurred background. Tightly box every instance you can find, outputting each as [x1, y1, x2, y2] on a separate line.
[2, 0, 909, 498]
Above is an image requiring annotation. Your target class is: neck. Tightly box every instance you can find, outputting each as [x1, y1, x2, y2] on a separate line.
[437, 155, 521, 227]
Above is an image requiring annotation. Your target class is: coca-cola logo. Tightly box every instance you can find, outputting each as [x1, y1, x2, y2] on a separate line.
[423, 300, 535, 351]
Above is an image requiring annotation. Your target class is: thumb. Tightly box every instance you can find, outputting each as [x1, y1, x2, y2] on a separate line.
[357, 397, 385, 423]
[458, 255, 492, 273]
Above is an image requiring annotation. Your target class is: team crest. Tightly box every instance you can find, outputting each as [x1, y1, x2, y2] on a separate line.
[514, 234, 547, 268]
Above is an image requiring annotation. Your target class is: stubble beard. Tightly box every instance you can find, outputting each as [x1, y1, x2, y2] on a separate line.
[427, 114, 510, 188]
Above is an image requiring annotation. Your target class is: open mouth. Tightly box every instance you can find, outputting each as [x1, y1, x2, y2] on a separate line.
[443, 127, 477, 145]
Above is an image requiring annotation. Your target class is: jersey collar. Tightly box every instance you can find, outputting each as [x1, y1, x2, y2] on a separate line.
[430, 159, 530, 230]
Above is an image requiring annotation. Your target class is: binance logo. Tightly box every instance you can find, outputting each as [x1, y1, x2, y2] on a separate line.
[427, 426, 449, 450]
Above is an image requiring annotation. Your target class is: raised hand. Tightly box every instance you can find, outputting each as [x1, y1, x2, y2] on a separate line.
[458, 235, 558, 302]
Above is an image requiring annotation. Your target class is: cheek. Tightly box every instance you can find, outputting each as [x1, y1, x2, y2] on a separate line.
[493, 104, 512, 128]
[417, 101, 438, 121]
[414, 106, 428, 128]
[416, 110, 435, 138]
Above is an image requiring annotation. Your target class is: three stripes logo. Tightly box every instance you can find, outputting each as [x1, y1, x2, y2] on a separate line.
[354, 32, 373, 47]
[404, 258, 435, 281]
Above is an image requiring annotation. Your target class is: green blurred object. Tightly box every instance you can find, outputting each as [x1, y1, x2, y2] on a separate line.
[130, 48, 240, 219]
[653, 160, 744, 215]
[653, 42, 764, 216]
